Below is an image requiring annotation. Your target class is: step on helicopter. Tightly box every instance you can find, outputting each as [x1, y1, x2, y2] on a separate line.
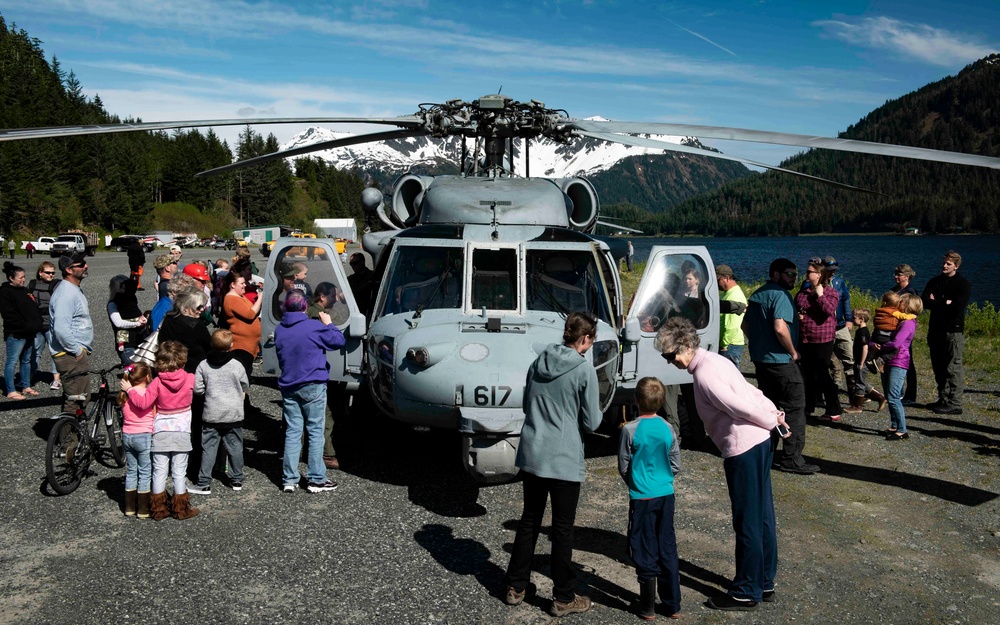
[5, 95, 1000, 482]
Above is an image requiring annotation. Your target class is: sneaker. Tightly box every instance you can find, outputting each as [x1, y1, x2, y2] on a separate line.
[762, 590, 776, 603]
[818, 414, 842, 422]
[306, 480, 338, 493]
[549, 595, 591, 617]
[281, 483, 299, 493]
[50, 380, 62, 391]
[933, 405, 963, 415]
[775, 463, 820, 475]
[707, 595, 758, 611]
[505, 583, 533, 606]
[230, 481, 243, 492]
[187, 484, 211, 495]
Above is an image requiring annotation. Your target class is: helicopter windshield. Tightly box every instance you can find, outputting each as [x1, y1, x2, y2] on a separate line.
[380, 245, 464, 316]
[632, 253, 710, 332]
[526, 250, 612, 324]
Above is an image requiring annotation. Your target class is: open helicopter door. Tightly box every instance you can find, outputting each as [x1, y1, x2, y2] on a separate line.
[260, 238, 367, 391]
[617, 245, 718, 392]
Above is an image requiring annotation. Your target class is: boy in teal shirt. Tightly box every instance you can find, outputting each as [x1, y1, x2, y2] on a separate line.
[619, 377, 682, 620]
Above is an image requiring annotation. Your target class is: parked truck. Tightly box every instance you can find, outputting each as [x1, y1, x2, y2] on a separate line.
[21, 237, 57, 253]
[50, 231, 99, 257]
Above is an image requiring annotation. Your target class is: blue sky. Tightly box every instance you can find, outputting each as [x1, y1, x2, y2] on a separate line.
[3, 0, 998, 165]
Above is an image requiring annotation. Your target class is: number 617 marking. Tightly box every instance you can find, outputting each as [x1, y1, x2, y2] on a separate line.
[474, 385, 512, 406]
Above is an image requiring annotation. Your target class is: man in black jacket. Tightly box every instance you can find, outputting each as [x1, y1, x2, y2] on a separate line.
[127, 239, 146, 291]
[921, 250, 971, 415]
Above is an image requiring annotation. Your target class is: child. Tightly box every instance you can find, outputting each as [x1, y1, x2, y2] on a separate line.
[844, 309, 886, 414]
[189, 329, 249, 495]
[121, 340, 200, 521]
[867, 292, 916, 373]
[119, 362, 155, 518]
[618, 377, 681, 620]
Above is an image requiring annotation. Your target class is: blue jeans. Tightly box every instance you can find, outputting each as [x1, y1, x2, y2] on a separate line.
[881, 366, 907, 433]
[123, 433, 152, 491]
[4, 335, 35, 394]
[34, 330, 58, 377]
[720, 344, 744, 369]
[282, 382, 328, 485]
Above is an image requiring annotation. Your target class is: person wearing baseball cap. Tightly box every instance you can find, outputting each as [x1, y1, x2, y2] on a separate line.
[715, 264, 746, 368]
[49, 252, 93, 414]
[154, 254, 178, 299]
[820, 256, 856, 397]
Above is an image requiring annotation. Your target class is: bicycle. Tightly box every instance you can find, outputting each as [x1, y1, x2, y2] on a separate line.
[45, 363, 126, 495]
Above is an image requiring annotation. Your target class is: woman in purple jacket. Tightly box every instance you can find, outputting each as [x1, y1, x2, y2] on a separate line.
[274, 290, 345, 493]
[872, 293, 923, 440]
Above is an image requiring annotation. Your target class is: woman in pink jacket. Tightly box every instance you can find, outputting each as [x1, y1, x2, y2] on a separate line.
[656, 318, 791, 612]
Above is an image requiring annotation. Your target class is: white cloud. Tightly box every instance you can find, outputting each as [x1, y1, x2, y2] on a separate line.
[814, 16, 997, 67]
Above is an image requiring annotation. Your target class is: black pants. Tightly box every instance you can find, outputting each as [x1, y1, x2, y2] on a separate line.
[754, 361, 807, 469]
[800, 341, 842, 416]
[506, 472, 581, 603]
[627, 495, 680, 613]
[724, 438, 778, 602]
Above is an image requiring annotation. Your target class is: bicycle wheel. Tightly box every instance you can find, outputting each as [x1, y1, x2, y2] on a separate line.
[104, 401, 126, 467]
[46, 416, 90, 495]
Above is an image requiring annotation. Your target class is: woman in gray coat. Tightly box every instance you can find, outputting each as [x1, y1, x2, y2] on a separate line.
[504, 312, 603, 617]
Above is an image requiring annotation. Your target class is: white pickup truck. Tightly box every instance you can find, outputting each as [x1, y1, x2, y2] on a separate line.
[50, 232, 99, 257]
[21, 237, 56, 253]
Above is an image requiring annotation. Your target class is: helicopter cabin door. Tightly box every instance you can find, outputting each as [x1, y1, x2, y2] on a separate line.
[618, 245, 718, 390]
[260, 238, 367, 391]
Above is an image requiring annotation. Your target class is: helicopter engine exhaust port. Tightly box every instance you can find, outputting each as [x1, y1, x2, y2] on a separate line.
[391, 174, 433, 227]
[560, 178, 599, 233]
[361, 187, 395, 230]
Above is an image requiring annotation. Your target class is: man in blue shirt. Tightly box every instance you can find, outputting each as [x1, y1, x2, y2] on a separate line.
[49, 252, 93, 414]
[743, 258, 819, 475]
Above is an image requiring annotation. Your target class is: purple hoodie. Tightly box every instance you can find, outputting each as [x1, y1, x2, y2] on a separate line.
[878, 317, 916, 371]
[274, 311, 346, 390]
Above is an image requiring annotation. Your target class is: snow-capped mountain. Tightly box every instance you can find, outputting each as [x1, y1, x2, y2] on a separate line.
[279, 117, 714, 179]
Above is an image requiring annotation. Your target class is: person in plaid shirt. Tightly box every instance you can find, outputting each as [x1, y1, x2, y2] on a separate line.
[795, 258, 841, 421]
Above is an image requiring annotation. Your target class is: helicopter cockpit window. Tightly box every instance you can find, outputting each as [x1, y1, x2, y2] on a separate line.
[272, 246, 350, 327]
[381, 246, 463, 316]
[633, 254, 709, 332]
[471, 248, 517, 311]
[526, 250, 612, 324]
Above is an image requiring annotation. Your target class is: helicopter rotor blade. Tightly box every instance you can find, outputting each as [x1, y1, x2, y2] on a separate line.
[595, 219, 643, 234]
[194, 128, 427, 178]
[0, 116, 424, 143]
[570, 119, 1000, 170]
[577, 130, 882, 194]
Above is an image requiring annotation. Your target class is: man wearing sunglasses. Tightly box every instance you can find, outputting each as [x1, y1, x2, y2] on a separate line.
[48, 252, 93, 415]
[742, 258, 819, 475]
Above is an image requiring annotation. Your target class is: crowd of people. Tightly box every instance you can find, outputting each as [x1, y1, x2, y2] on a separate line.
[506, 250, 973, 619]
[0, 241, 976, 617]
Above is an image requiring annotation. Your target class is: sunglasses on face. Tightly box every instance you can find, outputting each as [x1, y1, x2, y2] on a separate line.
[41, 271, 55, 275]
[71, 263, 86, 269]
[196, 305, 206, 312]
[782, 271, 798, 278]
[661, 351, 678, 363]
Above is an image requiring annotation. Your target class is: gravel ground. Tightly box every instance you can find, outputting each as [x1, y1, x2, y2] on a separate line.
[0, 249, 998, 625]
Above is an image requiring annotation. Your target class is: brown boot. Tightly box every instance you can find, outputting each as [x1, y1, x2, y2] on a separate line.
[867, 388, 887, 412]
[124, 489, 137, 516]
[844, 394, 866, 414]
[171, 491, 200, 520]
[149, 492, 171, 521]
[137, 491, 151, 519]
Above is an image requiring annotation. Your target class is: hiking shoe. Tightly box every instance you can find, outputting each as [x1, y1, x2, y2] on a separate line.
[323, 456, 340, 470]
[306, 480, 338, 493]
[505, 583, 534, 606]
[707, 595, 757, 611]
[549, 595, 591, 617]
[281, 483, 299, 493]
[230, 481, 243, 492]
[775, 463, 819, 475]
[187, 484, 211, 495]
[933, 405, 963, 415]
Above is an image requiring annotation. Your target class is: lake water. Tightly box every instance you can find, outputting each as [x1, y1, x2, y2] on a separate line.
[629, 234, 1000, 305]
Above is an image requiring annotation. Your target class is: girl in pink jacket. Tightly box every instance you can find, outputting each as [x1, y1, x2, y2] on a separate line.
[122, 341, 199, 521]
[119, 362, 155, 518]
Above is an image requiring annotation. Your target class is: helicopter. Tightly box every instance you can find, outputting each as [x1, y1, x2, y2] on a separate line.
[5, 94, 1000, 483]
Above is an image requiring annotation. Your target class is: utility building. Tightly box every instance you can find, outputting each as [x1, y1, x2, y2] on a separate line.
[233, 225, 294, 244]
[313, 218, 357, 242]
